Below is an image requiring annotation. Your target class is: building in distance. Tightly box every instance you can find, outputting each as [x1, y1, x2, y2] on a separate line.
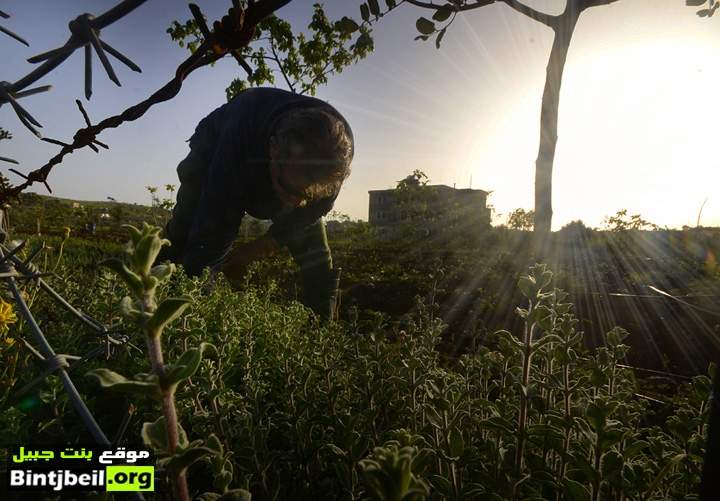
[368, 183, 491, 234]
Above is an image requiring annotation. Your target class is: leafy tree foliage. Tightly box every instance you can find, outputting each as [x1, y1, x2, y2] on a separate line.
[506, 207, 535, 231]
[602, 209, 659, 232]
[396, 169, 430, 190]
[168, 3, 373, 99]
[687, 0, 719, 18]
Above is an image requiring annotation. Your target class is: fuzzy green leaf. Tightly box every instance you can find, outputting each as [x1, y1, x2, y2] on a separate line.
[141, 416, 189, 451]
[147, 296, 192, 335]
[479, 416, 515, 434]
[561, 478, 590, 501]
[206, 433, 224, 456]
[161, 446, 215, 473]
[599, 428, 625, 452]
[448, 427, 464, 458]
[518, 275, 536, 299]
[430, 474, 453, 496]
[133, 232, 170, 277]
[533, 333, 564, 350]
[605, 326, 629, 348]
[150, 263, 176, 282]
[213, 469, 233, 493]
[164, 342, 217, 390]
[86, 368, 160, 397]
[119, 296, 151, 323]
[100, 258, 144, 296]
[121, 224, 143, 246]
[646, 453, 687, 498]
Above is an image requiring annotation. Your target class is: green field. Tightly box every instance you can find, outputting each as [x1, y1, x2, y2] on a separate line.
[1, 197, 717, 499]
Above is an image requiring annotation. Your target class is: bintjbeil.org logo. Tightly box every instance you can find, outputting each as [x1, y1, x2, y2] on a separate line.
[6, 446, 154, 492]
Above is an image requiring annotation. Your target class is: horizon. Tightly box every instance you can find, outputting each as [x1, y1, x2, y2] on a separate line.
[19, 190, 720, 232]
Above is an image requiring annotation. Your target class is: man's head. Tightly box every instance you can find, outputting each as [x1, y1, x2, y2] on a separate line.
[268, 107, 353, 208]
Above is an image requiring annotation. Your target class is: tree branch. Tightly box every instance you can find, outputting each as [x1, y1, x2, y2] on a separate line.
[500, 0, 557, 28]
[269, 37, 295, 93]
[404, 0, 494, 12]
[579, 0, 622, 8]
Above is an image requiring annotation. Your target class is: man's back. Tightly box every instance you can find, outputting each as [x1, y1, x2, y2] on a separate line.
[161, 87, 353, 284]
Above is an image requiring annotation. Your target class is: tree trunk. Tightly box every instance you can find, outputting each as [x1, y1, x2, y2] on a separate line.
[533, 6, 581, 252]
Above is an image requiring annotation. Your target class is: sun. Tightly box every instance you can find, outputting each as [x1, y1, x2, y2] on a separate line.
[466, 35, 720, 229]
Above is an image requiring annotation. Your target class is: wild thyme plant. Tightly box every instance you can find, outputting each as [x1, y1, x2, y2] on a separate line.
[4, 236, 712, 500]
[86, 224, 245, 501]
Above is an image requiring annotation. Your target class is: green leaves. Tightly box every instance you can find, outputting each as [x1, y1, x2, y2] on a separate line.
[170, 4, 373, 106]
[146, 296, 192, 335]
[164, 342, 217, 390]
[605, 326, 629, 348]
[359, 442, 430, 501]
[42, 249, 713, 500]
[368, 0, 381, 18]
[335, 17, 359, 35]
[100, 258, 144, 296]
[448, 427, 464, 458]
[561, 478, 590, 501]
[432, 5, 454, 22]
[161, 444, 216, 473]
[415, 17, 436, 35]
[518, 264, 553, 299]
[122, 223, 170, 277]
[86, 369, 161, 398]
[435, 28, 446, 49]
[141, 416, 189, 451]
[150, 262, 176, 282]
[360, 4, 370, 22]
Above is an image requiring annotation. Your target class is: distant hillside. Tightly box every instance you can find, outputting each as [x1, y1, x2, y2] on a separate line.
[4, 192, 169, 240]
[3, 192, 272, 242]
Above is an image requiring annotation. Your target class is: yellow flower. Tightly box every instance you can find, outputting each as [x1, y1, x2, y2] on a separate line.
[0, 299, 18, 334]
[63, 226, 71, 240]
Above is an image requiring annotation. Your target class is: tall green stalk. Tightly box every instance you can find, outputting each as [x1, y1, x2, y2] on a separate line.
[86, 224, 244, 500]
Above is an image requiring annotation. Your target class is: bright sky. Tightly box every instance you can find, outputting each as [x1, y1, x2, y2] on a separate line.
[1, 0, 719, 229]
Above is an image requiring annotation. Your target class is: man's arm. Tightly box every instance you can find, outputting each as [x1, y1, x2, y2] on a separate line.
[283, 219, 338, 320]
[266, 194, 337, 247]
[220, 234, 280, 281]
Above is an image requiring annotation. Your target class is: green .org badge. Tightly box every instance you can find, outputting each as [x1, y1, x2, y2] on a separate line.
[105, 466, 154, 491]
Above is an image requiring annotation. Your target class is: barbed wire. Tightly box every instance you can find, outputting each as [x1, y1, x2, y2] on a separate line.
[0, 0, 149, 137]
[0, 9, 29, 46]
[0, 0, 291, 204]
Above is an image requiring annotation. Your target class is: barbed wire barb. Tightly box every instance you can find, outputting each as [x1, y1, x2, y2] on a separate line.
[0, 0, 292, 203]
[0, 82, 44, 137]
[0, 9, 29, 46]
[3, 0, 149, 135]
